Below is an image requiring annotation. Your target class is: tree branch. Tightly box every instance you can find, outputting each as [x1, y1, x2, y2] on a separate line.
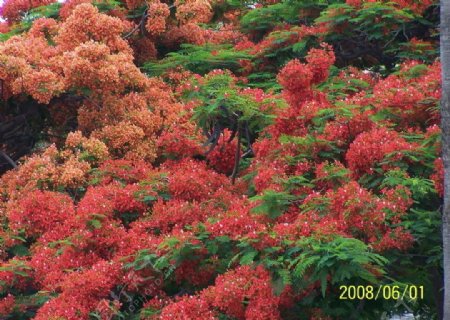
[0, 150, 17, 169]
[231, 124, 241, 185]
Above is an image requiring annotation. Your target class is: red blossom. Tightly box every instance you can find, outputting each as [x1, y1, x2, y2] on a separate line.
[159, 295, 218, 320]
[345, 127, 412, 178]
[7, 190, 75, 238]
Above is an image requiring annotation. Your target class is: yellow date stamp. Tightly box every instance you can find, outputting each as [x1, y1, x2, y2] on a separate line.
[339, 285, 424, 300]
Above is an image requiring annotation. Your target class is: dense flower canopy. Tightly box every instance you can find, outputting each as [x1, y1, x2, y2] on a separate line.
[0, 0, 443, 319]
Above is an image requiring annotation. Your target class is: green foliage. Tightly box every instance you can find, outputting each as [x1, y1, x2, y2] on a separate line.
[143, 44, 252, 75]
[246, 72, 281, 91]
[382, 169, 437, 200]
[319, 68, 372, 101]
[7, 244, 30, 257]
[93, 0, 124, 13]
[182, 72, 278, 155]
[0, 259, 32, 278]
[279, 134, 342, 161]
[400, 63, 429, 78]
[317, 2, 415, 41]
[315, 1, 438, 69]
[240, 3, 292, 32]
[251, 190, 297, 219]
[395, 41, 438, 63]
[240, 0, 333, 32]
[191, 74, 264, 126]
[0, 3, 62, 41]
[290, 237, 388, 295]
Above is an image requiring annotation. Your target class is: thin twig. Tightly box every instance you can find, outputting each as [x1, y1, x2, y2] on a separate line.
[383, 27, 402, 49]
[123, 8, 149, 39]
[123, 4, 176, 39]
[244, 121, 253, 156]
[0, 150, 17, 168]
[231, 124, 241, 185]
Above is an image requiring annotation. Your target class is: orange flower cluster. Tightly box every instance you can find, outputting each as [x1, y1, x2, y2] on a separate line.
[0, 132, 107, 202]
[162, 22, 206, 48]
[55, 3, 130, 52]
[175, 0, 213, 24]
[130, 36, 158, 64]
[0, 4, 136, 103]
[59, 0, 92, 19]
[76, 78, 183, 161]
[0, 3, 188, 163]
[203, 24, 246, 45]
[145, 1, 171, 36]
[1, 0, 55, 22]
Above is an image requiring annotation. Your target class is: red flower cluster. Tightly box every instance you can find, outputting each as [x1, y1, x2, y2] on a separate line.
[34, 260, 121, 320]
[159, 265, 283, 320]
[277, 45, 335, 107]
[202, 266, 281, 319]
[0, 294, 14, 316]
[159, 295, 217, 320]
[0, 0, 442, 317]
[345, 127, 412, 178]
[164, 159, 231, 202]
[431, 157, 444, 197]
[7, 190, 75, 238]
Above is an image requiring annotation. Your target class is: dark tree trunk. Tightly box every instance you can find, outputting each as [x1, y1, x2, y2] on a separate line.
[440, 0, 450, 318]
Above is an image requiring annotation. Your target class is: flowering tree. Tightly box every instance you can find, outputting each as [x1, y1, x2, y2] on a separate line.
[0, 0, 444, 319]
